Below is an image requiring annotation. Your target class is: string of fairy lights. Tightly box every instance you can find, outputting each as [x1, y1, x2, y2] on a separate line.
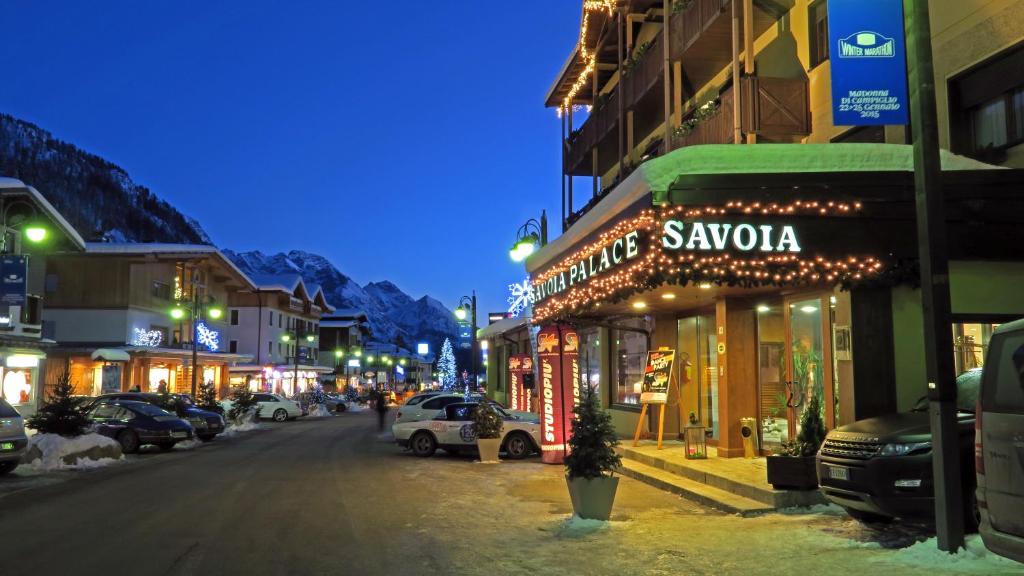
[531, 201, 895, 321]
[560, 0, 617, 112]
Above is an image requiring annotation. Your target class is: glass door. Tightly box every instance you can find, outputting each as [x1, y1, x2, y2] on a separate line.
[756, 301, 787, 451]
[677, 313, 718, 441]
[786, 296, 827, 437]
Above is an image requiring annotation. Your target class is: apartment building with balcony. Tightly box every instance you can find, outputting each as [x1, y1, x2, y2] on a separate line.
[225, 274, 334, 395]
[492, 0, 1024, 461]
[42, 244, 254, 399]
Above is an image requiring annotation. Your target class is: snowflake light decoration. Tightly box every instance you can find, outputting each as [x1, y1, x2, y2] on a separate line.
[196, 321, 220, 352]
[507, 276, 534, 318]
[131, 328, 163, 347]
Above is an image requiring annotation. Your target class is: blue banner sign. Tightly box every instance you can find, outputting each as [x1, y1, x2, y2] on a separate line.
[828, 0, 909, 126]
[457, 320, 472, 350]
[0, 256, 27, 307]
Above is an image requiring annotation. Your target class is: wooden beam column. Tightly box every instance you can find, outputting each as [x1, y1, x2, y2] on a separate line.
[715, 298, 758, 458]
[662, 0, 673, 153]
[743, 0, 756, 144]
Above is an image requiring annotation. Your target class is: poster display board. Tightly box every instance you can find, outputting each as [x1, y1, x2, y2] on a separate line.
[827, 0, 909, 126]
[536, 324, 578, 464]
[640, 350, 675, 404]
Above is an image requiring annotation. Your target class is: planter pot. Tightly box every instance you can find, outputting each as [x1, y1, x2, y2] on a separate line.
[766, 455, 818, 490]
[566, 475, 619, 520]
[477, 438, 501, 463]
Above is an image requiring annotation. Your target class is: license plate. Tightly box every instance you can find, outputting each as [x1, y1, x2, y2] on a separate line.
[0, 442, 12, 451]
[828, 465, 850, 481]
[172, 432, 188, 439]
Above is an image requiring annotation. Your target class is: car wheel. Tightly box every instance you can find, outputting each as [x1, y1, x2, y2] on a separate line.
[273, 409, 288, 422]
[156, 442, 176, 452]
[336, 403, 347, 413]
[117, 431, 140, 454]
[844, 508, 893, 524]
[198, 434, 216, 442]
[410, 432, 436, 457]
[503, 432, 532, 460]
[0, 461, 17, 475]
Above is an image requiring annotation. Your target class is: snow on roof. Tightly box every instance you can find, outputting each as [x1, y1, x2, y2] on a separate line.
[249, 273, 303, 293]
[84, 243, 256, 289]
[328, 308, 368, 320]
[320, 319, 357, 329]
[0, 178, 86, 250]
[642, 143, 1003, 196]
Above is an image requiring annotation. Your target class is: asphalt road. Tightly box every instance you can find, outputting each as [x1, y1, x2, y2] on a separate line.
[0, 411, 446, 576]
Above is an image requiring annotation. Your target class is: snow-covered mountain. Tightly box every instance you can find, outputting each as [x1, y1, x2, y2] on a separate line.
[0, 113, 210, 243]
[223, 249, 458, 347]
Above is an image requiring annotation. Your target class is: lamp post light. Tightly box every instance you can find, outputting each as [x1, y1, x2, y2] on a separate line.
[454, 292, 478, 391]
[509, 212, 548, 262]
[168, 267, 223, 398]
[281, 320, 316, 397]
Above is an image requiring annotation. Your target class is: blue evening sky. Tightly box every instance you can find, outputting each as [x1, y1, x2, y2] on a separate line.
[1, 1, 582, 316]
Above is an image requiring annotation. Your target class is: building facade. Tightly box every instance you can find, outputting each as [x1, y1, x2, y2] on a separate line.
[43, 244, 254, 399]
[225, 274, 333, 395]
[488, 0, 1024, 459]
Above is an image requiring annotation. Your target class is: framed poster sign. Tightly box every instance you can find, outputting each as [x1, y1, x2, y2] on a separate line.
[641, 349, 675, 404]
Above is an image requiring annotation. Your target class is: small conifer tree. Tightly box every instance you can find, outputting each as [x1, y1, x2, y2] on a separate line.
[565, 385, 621, 480]
[197, 381, 220, 412]
[26, 370, 90, 437]
[472, 401, 502, 440]
[227, 383, 260, 424]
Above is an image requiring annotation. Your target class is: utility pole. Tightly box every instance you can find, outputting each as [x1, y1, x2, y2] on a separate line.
[190, 269, 200, 398]
[904, 0, 964, 551]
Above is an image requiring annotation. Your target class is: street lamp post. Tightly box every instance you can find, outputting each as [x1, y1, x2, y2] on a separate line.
[509, 212, 548, 262]
[455, 292, 478, 391]
[170, 268, 223, 398]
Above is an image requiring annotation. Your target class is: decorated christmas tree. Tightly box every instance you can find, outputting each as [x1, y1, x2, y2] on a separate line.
[26, 370, 90, 437]
[565, 385, 621, 480]
[197, 381, 220, 412]
[438, 338, 457, 390]
[310, 385, 326, 405]
[226, 383, 260, 425]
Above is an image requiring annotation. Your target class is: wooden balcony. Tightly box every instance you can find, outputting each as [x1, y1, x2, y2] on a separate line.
[622, 32, 665, 111]
[565, 89, 620, 176]
[674, 76, 808, 148]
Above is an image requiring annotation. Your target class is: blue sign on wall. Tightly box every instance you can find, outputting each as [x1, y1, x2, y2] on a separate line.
[0, 256, 27, 307]
[828, 0, 909, 126]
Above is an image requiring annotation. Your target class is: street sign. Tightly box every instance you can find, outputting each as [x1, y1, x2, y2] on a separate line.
[457, 320, 472, 349]
[0, 256, 27, 309]
[827, 0, 909, 126]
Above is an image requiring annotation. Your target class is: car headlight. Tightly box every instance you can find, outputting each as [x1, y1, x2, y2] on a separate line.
[188, 417, 207, 429]
[878, 442, 931, 457]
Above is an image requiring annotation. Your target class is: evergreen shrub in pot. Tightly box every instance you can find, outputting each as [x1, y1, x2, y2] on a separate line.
[767, 393, 827, 490]
[473, 401, 503, 463]
[564, 386, 621, 520]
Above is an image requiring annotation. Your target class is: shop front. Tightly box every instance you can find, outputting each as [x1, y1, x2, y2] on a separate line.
[228, 364, 330, 397]
[525, 144, 1024, 458]
[0, 346, 47, 415]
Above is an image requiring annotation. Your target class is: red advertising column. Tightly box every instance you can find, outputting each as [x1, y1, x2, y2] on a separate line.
[507, 356, 522, 412]
[537, 325, 575, 464]
[561, 328, 580, 449]
[518, 355, 534, 412]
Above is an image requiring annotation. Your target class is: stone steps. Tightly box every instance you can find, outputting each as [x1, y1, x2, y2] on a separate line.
[618, 459, 774, 516]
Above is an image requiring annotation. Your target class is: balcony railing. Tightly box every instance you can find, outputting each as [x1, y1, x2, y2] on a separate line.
[566, 88, 620, 175]
[623, 32, 665, 110]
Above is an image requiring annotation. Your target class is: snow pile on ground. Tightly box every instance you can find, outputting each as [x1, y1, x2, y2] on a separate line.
[555, 515, 615, 538]
[174, 439, 202, 451]
[872, 535, 1022, 574]
[222, 421, 262, 437]
[778, 503, 846, 516]
[307, 404, 333, 418]
[23, 433, 123, 471]
[346, 403, 364, 413]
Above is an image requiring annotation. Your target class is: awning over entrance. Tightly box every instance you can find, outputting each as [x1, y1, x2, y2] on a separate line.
[91, 348, 130, 362]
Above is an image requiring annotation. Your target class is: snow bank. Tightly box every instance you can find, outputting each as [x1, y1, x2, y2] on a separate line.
[24, 433, 123, 471]
[873, 535, 1022, 573]
[307, 404, 333, 418]
[174, 439, 202, 451]
[778, 503, 846, 516]
[222, 421, 262, 437]
[550, 515, 623, 538]
[346, 403, 364, 413]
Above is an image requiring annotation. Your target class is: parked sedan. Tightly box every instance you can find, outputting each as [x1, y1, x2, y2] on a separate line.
[393, 402, 541, 459]
[817, 369, 979, 526]
[87, 400, 194, 454]
[0, 399, 28, 475]
[396, 393, 537, 425]
[90, 393, 225, 441]
[220, 393, 302, 422]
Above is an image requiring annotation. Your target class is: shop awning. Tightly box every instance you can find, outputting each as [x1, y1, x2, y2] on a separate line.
[91, 348, 131, 362]
[478, 315, 530, 340]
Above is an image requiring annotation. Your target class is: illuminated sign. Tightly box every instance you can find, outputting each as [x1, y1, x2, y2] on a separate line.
[347, 359, 361, 368]
[533, 231, 640, 305]
[536, 325, 577, 465]
[507, 277, 534, 318]
[6, 354, 40, 368]
[131, 328, 164, 347]
[195, 321, 220, 352]
[417, 343, 429, 355]
[661, 221, 801, 253]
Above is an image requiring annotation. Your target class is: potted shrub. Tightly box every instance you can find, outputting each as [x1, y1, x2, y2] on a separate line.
[564, 385, 622, 520]
[767, 393, 827, 490]
[473, 401, 503, 463]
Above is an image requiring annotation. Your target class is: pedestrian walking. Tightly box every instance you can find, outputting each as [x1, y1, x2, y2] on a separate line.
[375, 390, 388, 432]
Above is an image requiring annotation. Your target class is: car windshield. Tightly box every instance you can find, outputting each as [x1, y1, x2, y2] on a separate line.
[0, 399, 20, 418]
[127, 403, 174, 418]
[912, 368, 981, 413]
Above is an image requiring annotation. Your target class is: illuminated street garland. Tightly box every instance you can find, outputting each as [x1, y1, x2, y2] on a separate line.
[531, 201, 907, 322]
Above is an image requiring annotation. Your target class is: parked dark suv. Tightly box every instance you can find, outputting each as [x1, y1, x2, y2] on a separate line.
[817, 369, 979, 525]
[90, 393, 225, 442]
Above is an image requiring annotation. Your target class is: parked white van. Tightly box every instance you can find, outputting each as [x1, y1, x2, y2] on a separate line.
[976, 319, 1024, 564]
